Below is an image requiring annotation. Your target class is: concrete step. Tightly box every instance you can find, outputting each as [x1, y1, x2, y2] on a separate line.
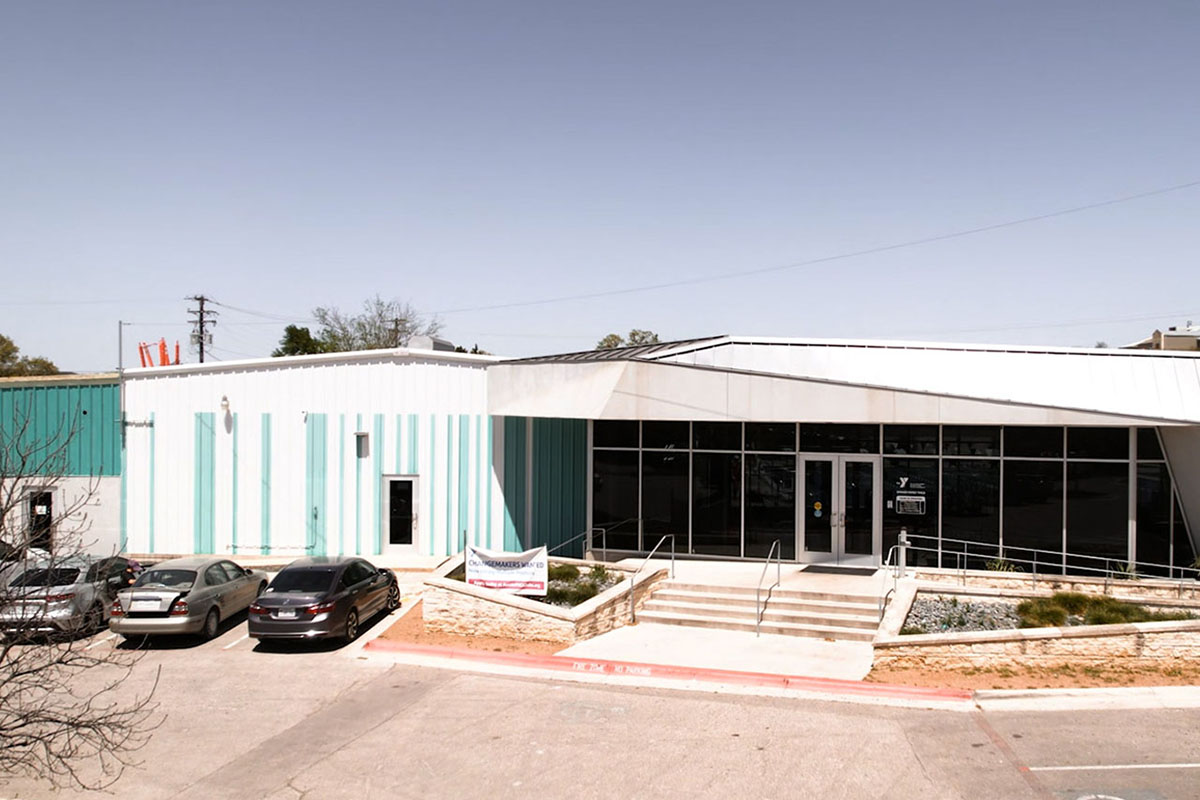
[652, 588, 880, 616]
[660, 581, 880, 606]
[641, 599, 879, 630]
[635, 610, 877, 642]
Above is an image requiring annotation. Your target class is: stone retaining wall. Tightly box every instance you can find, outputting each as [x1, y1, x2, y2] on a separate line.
[913, 569, 1200, 602]
[874, 620, 1200, 670]
[422, 557, 669, 644]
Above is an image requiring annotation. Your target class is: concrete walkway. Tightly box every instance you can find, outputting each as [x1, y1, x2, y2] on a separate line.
[557, 622, 875, 680]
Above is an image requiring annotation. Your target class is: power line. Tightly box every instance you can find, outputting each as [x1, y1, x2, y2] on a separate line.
[207, 300, 315, 324]
[430, 177, 1200, 315]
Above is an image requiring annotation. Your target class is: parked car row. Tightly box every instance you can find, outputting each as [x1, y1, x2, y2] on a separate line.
[0, 553, 401, 647]
[108, 555, 400, 644]
[0, 556, 138, 637]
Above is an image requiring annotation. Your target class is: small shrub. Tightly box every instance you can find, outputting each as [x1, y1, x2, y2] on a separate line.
[1054, 592, 1090, 616]
[985, 558, 1023, 573]
[899, 625, 926, 635]
[1016, 598, 1066, 628]
[547, 563, 580, 582]
[588, 565, 612, 582]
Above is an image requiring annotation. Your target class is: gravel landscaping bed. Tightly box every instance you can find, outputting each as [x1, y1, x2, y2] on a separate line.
[902, 594, 1019, 634]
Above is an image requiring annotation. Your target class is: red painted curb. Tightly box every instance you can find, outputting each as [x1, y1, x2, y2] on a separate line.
[363, 638, 973, 702]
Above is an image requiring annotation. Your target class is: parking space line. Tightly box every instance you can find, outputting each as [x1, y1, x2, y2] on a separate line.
[222, 633, 250, 650]
[85, 633, 117, 650]
[1029, 763, 1200, 772]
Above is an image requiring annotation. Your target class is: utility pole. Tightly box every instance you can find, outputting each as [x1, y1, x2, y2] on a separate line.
[187, 295, 218, 363]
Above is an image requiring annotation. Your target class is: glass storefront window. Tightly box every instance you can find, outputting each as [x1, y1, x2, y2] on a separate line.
[744, 454, 796, 559]
[643, 421, 689, 450]
[594, 420, 638, 449]
[942, 426, 1000, 457]
[1175, 499, 1197, 577]
[592, 450, 639, 549]
[693, 422, 741, 451]
[1004, 427, 1064, 459]
[744, 423, 796, 452]
[642, 451, 689, 543]
[883, 458, 938, 566]
[883, 425, 938, 456]
[1136, 463, 1171, 576]
[1002, 460, 1064, 573]
[799, 424, 879, 454]
[1067, 428, 1128, 460]
[942, 459, 1000, 570]
[691, 452, 741, 556]
[1066, 462, 1128, 574]
[1137, 427, 1165, 461]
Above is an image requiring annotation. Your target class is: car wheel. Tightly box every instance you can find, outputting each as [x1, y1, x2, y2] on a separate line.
[201, 608, 220, 641]
[344, 609, 359, 642]
[385, 583, 400, 612]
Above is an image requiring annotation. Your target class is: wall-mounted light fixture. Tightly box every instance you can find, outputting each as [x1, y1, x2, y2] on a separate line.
[220, 395, 230, 413]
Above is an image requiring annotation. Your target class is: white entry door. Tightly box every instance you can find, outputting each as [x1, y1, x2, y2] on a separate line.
[800, 456, 881, 566]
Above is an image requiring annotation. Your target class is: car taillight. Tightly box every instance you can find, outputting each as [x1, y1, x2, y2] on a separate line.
[169, 599, 189, 616]
[110, 600, 124, 617]
[304, 601, 336, 616]
[249, 602, 268, 615]
[35, 593, 76, 603]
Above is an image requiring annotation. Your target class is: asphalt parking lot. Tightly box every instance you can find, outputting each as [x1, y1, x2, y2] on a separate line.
[2, 608, 1199, 800]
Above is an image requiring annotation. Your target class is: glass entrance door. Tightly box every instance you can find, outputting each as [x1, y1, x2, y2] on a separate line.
[382, 476, 418, 554]
[801, 456, 880, 565]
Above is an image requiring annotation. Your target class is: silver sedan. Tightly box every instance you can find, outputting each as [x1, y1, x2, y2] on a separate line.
[109, 557, 268, 641]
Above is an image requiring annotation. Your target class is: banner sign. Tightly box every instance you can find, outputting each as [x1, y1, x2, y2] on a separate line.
[465, 545, 548, 596]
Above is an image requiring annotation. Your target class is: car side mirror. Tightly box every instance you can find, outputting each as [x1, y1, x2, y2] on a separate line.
[243, 567, 253, 576]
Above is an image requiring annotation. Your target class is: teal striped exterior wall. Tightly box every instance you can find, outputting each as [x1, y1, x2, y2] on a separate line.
[502, 416, 527, 550]
[305, 413, 328, 556]
[193, 413, 216, 553]
[531, 418, 588, 557]
[0, 382, 120, 476]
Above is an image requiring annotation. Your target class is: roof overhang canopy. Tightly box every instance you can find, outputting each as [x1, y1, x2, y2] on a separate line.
[488, 337, 1200, 426]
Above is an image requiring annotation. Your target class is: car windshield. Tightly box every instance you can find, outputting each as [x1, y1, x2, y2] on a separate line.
[267, 568, 335, 594]
[133, 569, 196, 590]
[10, 568, 81, 588]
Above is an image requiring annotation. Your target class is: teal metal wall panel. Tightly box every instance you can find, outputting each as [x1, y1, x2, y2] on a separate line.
[305, 413, 328, 556]
[0, 383, 120, 476]
[530, 418, 588, 556]
[502, 416, 526, 550]
[260, 414, 271, 555]
[193, 413, 216, 554]
[372, 413, 384, 555]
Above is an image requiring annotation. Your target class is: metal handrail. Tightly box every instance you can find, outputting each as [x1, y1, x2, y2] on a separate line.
[877, 543, 902, 621]
[897, 537, 1198, 587]
[546, 528, 592, 556]
[628, 534, 675, 623]
[755, 539, 782, 637]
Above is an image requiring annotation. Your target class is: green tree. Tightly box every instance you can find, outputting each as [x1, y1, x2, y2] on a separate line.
[595, 329, 660, 350]
[311, 295, 442, 352]
[0, 334, 57, 377]
[271, 325, 327, 357]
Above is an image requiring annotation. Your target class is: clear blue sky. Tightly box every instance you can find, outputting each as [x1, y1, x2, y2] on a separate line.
[3, 1, 1198, 370]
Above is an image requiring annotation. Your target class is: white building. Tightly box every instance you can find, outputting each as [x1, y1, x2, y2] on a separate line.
[116, 336, 1199, 578]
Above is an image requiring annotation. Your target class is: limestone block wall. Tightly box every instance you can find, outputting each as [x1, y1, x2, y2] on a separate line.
[874, 620, 1200, 670]
[913, 569, 1200, 602]
[422, 560, 669, 644]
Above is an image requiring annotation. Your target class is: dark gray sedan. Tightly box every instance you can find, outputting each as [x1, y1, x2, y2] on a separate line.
[110, 557, 268, 641]
[248, 557, 399, 643]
